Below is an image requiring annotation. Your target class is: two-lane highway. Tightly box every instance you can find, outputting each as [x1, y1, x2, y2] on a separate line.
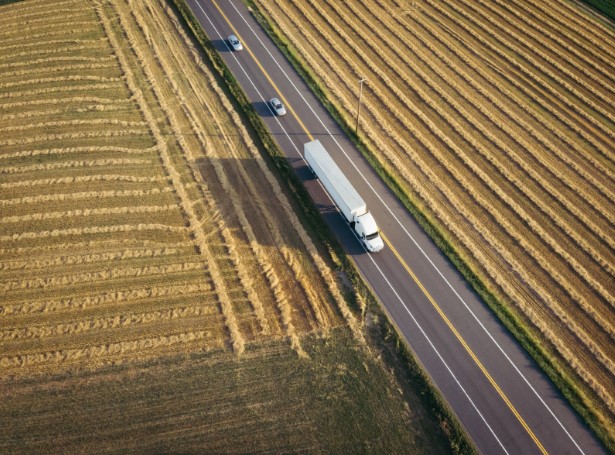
[187, 1, 605, 453]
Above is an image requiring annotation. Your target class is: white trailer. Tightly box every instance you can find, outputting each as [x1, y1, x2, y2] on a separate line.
[304, 140, 384, 252]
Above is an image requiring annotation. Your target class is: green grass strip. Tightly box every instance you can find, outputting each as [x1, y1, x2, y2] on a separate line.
[580, 0, 615, 20]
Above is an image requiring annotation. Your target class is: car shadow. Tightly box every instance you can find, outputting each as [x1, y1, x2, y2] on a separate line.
[252, 100, 274, 117]
[210, 39, 231, 53]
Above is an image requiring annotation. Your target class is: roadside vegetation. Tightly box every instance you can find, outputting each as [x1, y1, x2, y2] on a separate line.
[581, 0, 615, 20]
[0, 0, 473, 452]
[245, 0, 615, 449]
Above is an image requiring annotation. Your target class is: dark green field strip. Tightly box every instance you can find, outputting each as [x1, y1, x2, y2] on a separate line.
[0, 331, 448, 454]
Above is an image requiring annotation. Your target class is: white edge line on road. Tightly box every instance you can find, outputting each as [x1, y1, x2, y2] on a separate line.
[365, 245, 509, 455]
[226, 1, 585, 453]
[200, 0, 511, 452]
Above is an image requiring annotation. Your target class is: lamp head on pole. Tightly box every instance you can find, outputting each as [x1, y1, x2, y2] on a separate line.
[355, 77, 367, 134]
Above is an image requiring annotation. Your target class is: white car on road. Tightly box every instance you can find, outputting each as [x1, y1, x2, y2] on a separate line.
[269, 97, 286, 116]
[228, 34, 243, 51]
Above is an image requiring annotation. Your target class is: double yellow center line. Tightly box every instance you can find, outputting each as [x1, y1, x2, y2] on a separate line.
[207, 1, 547, 453]
[382, 232, 546, 453]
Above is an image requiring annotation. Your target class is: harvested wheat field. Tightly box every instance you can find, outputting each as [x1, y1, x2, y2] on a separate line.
[0, 0, 458, 452]
[250, 0, 615, 438]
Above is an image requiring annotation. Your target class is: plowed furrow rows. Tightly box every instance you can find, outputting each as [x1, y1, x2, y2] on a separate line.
[1, 9, 91, 28]
[464, 2, 615, 115]
[2, 28, 101, 48]
[0, 64, 118, 85]
[0, 157, 151, 173]
[0, 0, 263, 375]
[0, 205, 176, 224]
[2, 21, 101, 41]
[0, 261, 204, 294]
[360, 0, 615, 275]
[0, 84, 124, 101]
[199, 105, 313, 343]
[484, 0, 615, 96]
[0, 75, 120, 92]
[382, 0, 615, 189]
[98, 0, 243, 354]
[0, 13, 93, 36]
[0, 281, 212, 318]
[1, 223, 188, 243]
[508, 0, 615, 75]
[2, 38, 108, 54]
[0, 56, 113, 71]
[426, 0, 615, 142]
[0, 97, 122, 112]
[0, 0, 81, 23]
[0, 328, 224, 374]
[0, 119, 144, 133]
[0, 41, 109, 62]
[0, 304, 220, 343]
[1, 188, 169, 207]
[132, 0, 282, 334]
[423, 0, 615, 150]
[531, 0, 615, 48]
[0, 145, 156, 161]
[0, 239, 186, 260]
[0, 247, 181, 272]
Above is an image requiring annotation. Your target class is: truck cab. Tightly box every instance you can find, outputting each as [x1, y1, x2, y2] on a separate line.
[354, 212, 384, 252]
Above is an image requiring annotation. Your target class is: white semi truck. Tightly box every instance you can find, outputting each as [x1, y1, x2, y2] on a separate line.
[304, 139, 384, 253]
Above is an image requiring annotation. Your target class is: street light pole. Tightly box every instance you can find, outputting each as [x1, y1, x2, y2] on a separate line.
[355, 76, 367, 134]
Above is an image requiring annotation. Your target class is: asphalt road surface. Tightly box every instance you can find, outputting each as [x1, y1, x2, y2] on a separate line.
[187, 1, 605, 453]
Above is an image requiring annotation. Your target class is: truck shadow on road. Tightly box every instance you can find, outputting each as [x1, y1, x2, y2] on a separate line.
[195, 157, 369, 256]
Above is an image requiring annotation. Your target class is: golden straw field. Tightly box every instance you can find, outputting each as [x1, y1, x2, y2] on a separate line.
[0, 0, 346, 376]
[250, 0, 615, 434]
[0, 0, 457, 452]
